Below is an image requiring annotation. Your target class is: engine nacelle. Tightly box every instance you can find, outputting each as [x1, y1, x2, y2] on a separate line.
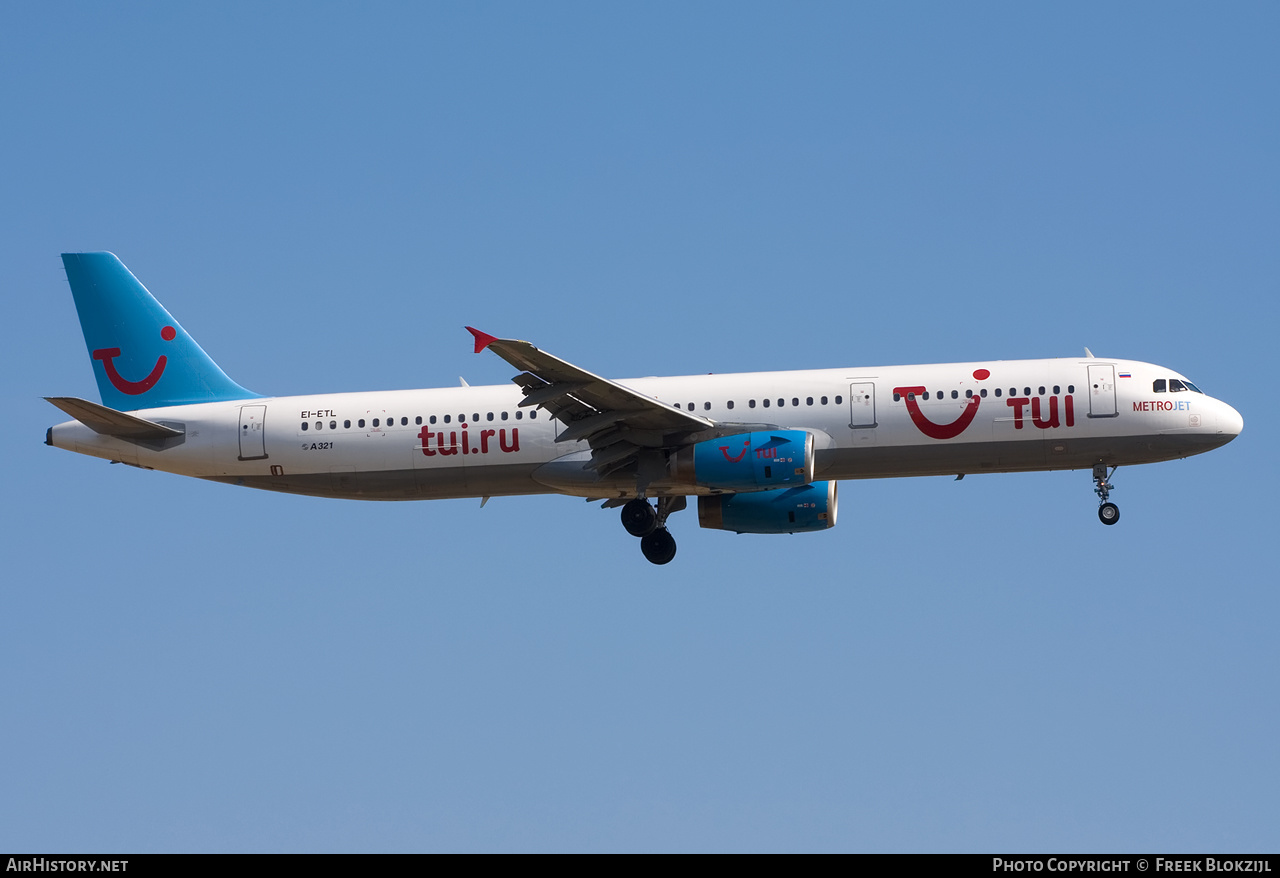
[671, 430, 815, 491]
[697, 481, 838, 534]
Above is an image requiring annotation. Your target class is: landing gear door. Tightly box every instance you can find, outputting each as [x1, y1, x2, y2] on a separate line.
[238, 404, 268, 460]
[1087, 365, 1118, 418]
[849, 383, 877, 428]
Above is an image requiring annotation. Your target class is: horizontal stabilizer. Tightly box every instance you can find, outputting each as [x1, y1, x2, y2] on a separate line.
[45, 396, 184, 441]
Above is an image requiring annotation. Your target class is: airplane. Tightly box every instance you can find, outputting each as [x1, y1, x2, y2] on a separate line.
[46, 252, 1244, 565]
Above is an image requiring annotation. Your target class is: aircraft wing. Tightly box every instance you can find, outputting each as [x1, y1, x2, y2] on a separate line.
[467, 327, 714, 474]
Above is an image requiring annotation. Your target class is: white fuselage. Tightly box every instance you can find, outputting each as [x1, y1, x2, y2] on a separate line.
[47, 356, 1243, 501]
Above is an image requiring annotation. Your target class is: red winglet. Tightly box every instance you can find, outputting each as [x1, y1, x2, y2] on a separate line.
[465, 326, 498, 354]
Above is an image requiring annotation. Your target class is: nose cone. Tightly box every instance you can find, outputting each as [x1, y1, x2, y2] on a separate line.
[1220, 401, 1244, 440]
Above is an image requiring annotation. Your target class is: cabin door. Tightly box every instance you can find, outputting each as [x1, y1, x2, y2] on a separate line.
[849, 382, 877, 428]
[238, 405, 268, 460]
[1087, 365, 1118, 418]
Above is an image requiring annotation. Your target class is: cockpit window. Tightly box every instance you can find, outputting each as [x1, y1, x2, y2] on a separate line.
[1153, 379, 1166, 393]
[1184, 380, 1204, 394]
[1169, 379, 1187, 392]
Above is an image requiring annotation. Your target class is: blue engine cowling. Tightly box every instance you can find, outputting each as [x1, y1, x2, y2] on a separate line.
[672, 430, 815, 491]
[697, 481, 838, 534]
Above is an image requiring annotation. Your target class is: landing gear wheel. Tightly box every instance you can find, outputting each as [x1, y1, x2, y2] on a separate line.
[1098, 502, 1120, 525]
[621, 499, 658, 537]
[640, 528, 677, 565]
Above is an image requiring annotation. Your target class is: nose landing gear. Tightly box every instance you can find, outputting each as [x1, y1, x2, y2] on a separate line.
[620, 496, 686, 564]
[1093, 464, 1119, 525]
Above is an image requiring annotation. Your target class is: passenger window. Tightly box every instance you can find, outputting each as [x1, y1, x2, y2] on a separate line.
[835, 395, 842, 405]
[777, 398, 784, 407]
[749, 400, 756, 408]
[893, 392, 901, 402]
[530, 410, 537, 419]
[301, 422, 309, 431]
[330, 421, 337, 430]
[980, 389, 987, 398]
[763, 399, 770, 408]
[821, 396, 828, 405]
[1153, 379, 1166, 393]
[807, 397, 814, 406]
[1023, 387, 1031, 396]
[486, 412, 494, 421]
[344, 420, 351, 428]
[727, 400, 735, 410]
[372, 419, 379, 427]
[951, 390, 958, 399]
[401, 417, 408, 426]
[1068, 385, 1075, 393]
[515, 411, 523, 420]
[995, 388, 1002, 397]
[1053, 386, 1060, 395]
[501, 411, 508, 420]
[923, 392, 930, 400]
[358, 419, 365, 428]
[472, 413, 479, 422]
[704, 402, 711, 411]
[1038, 386, 1045, 395]
[792, 398, 799, 407]
[444, 415, 451, 423]
[965, 390, 972, 398]
[415, 416, 422, 425]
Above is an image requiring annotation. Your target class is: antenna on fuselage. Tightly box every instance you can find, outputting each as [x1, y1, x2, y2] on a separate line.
[1084, 347, 1095, 358]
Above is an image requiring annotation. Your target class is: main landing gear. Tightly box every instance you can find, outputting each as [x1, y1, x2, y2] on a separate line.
[1093, 464, 1120, 526]
[621, 497, 685, 565]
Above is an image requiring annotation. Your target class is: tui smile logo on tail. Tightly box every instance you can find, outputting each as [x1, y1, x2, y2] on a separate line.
[92, 325, 175, 395]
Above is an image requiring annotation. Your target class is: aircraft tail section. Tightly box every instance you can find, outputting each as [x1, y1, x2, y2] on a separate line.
[61, 252, 259, 409]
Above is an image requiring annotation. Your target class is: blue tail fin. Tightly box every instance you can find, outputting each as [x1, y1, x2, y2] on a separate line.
[61, 252, 259, 410]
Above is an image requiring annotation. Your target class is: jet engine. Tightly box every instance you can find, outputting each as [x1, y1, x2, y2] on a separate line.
[671, 430, 815, 492]
[697, 481, 838, 534]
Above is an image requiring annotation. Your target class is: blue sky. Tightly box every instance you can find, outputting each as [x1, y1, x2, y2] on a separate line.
[3, 2, 1277, 852]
